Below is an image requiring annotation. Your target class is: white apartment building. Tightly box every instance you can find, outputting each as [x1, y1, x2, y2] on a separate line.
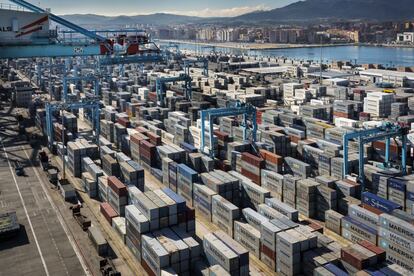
[397, 32, 414, 44]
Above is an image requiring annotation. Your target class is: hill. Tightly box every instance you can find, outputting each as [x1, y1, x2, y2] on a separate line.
[61, 13, 202, 26]
[61, 0, 414, 27]
[234, 0, 414, 22]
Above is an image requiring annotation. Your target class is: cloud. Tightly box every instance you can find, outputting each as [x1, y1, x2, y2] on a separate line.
[165, 4, 271, 17]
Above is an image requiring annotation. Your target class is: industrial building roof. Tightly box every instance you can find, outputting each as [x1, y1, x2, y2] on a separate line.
[242, 66, 289, 75]
[360, 69, 414, 80]
[307, 70, 353, 79]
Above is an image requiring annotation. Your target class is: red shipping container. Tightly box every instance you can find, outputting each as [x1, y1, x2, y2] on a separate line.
[362, 203, 384, 215]
[256, 110, 263, 125]
[216, 160, 231, 172]
[130, 133, 149, 145]
[107, 176, 128, 196]
[333, 111, 352, 119]
[186, 206, 195, 221]
[241, 152, 265, 168]
[301, 219, 323, 233]
[357, 240, 386, 263]
[241, 168, 261, 185]
[341, 247, 370, 270]
[141, 258, 156, 276]
[100, 202, 118, 224]
[259, 149, 283, 165]
[140, 139, 155, 150]
[213, 130, 229, 142]
[373, 141, 399, 154]
[117, 117, 130, 128]
[261, 244, 276, 261]
[148, 92, 157, 102]
[147, 132, 161, 146]
[136, 126, 148, 134]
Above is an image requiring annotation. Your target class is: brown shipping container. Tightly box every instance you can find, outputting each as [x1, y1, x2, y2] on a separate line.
[186, 206, 196, 221]
[117, 117, 130, 128]
[341, 247, 369, 270]
[259, 149, 283, 165]
[136, 126, 148, 134]
[216, 160, 231, 172]
[301, 219, 323, 233]
[100, 202, 118, 224]
[241, 168, 261, 185]
[357, 241, 386, 263]
[147, 132, 161, 146]
[130, 133, 149, 145]
[214, 130, 230, 141]
[241, 152, 265, 168]
[362, 203, 384, 215]
[141, 258, 156, 276]
[261, 244, 276, 261]
[107, 176, 128, 196]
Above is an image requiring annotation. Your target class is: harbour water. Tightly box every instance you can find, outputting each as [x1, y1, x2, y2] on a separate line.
[160, 41, 414, 67]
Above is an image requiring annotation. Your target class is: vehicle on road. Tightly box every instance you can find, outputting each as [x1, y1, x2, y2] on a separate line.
[14, 161, 24, 176]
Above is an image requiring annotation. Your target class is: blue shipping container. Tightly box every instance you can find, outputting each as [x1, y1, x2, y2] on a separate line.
[341, 216, 377, 235]
[388, 178, 407, 192]
[362, 192, 401, 213]
[194, 193, 211, 210]
[180, 142, 198, 153]
[162, 187, 186, 213]
[323, 264, 348, 276]
[177, 164, 198, 182]
[363, 268, 386, 276]
[407, 191, 414, 201]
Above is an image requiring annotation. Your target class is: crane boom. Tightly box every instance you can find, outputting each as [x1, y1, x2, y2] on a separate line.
[10, 0, 107, 42]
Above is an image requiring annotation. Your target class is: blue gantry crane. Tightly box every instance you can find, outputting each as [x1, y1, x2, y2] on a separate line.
[63, 75, 100, 102]
[159, 41, 181, 62]
[45, 98, 101, 148]
[184, 58, 209, 77]
[342, 122, 409, 194]
[36, 60, 67, 97]
[2, 0, 163, 64]
[200, 101, 258, 157]
[156, 74, 192, 107]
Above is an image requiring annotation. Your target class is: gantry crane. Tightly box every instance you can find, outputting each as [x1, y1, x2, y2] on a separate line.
[156, 74, 192, 107]
[342, 122, 409, 195]
[45, 98, 101, 148]
[35, 60, 67, 98]
[162, 42, 181, 62]
[200, 101, 258, 157]
[1, 0, 163, 65]
[63, 75, 100, 102]
[184, 58, 209, 77]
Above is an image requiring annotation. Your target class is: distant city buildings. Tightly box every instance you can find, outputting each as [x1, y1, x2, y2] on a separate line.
[148, 20, 414, 46]
[396, 32, 414, 44]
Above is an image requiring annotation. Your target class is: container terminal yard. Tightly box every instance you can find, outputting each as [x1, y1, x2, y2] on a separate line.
[1, 1, 414, 276]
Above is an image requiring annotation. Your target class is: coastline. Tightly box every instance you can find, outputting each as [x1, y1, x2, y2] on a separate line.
[158, 39, 414, 51]
[157, 39, 358, 50]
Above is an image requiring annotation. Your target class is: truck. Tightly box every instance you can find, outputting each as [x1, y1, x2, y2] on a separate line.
[99, 259, 121, 276]
[14, 161, 24, 176]
[47, 168, 58, 185]
[71, 205, 91, 231]
[38, 151, 49, 171]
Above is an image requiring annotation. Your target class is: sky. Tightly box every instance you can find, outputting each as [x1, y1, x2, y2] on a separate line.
[29, 0, 297, 17]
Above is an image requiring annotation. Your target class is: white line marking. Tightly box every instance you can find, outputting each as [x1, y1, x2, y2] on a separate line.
[0, 139, 50, 276]
[22, 146, 91, 276]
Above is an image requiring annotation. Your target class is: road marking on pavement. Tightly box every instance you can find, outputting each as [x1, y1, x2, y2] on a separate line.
[21, 146, 91, 276]
[0, 139, 50, 276]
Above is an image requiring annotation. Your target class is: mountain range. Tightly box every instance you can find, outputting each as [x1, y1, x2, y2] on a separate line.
[62, 0, 414, 26]
[236, 0, 414, 22]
